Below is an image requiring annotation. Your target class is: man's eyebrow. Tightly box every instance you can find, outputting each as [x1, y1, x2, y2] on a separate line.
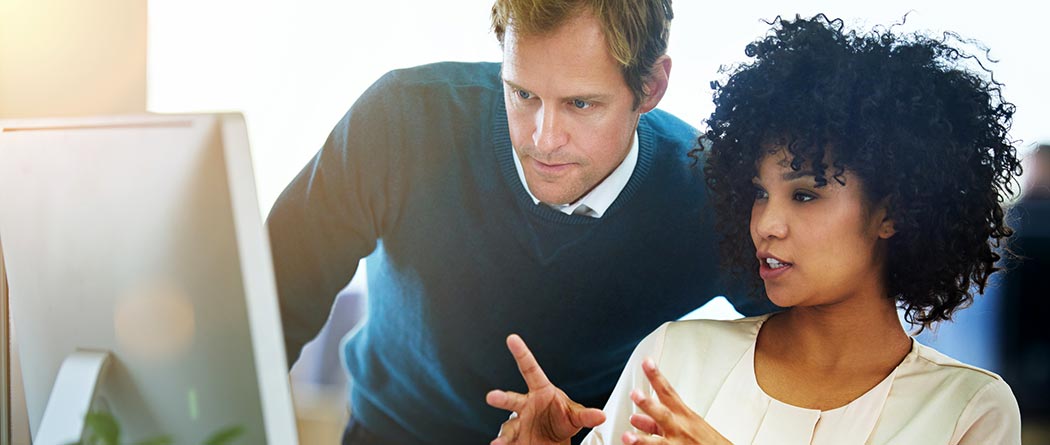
[571, 93, 612, 103]
[502, 78, 528, 92]
[501, 79, 611, 103]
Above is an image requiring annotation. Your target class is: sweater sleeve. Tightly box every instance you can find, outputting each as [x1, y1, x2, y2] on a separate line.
[266, 71, 405, 366]
[582, 322, 670, 445]
[951, 377, 1022, 445]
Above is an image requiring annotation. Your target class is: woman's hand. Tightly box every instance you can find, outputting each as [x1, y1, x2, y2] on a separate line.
[486, 334, 606, 445]
[622, 358, 732, 445]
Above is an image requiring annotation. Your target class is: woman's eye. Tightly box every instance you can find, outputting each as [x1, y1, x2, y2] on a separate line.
[754, 188, 768, 200]
[516, 89, 532, 100]
[794, 192, 816, 202]
[572, 99, 591, 109]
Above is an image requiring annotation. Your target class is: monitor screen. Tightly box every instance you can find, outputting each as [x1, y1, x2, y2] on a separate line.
[0, 114, 298, 444]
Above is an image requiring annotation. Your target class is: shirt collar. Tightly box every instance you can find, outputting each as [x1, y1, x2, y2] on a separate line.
[512, 130, 639, 218]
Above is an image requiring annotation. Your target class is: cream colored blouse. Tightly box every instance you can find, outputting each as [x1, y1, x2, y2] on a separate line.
[583, 315, 1021, 445]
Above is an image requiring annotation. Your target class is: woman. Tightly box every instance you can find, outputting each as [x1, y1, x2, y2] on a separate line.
[486, 15, 1023, 445]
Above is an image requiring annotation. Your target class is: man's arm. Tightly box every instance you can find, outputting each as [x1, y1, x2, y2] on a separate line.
[267, 73, 403, 367]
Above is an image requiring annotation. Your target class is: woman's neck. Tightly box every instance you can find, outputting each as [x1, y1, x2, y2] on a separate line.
[753, 292, 913, 411]
[760, 292, 911, 370]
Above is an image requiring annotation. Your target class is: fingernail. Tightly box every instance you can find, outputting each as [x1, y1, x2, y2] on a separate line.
[630, 389, 645, 403]
[643, 358, 656, 371]
[624, 431, 638, 444]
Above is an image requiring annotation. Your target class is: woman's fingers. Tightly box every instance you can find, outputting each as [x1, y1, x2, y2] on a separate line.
[622, 430, 666, 445]
[625, 359, 731, 445]
[506, 334, 553, 391]
[490, 417, 519, 445]
[641, 358, 687, 411]
[569, 405, 607, 429]
[631, 388, 674, 426]
[629, 413, 661, 435]
[486, 389, 528, 413]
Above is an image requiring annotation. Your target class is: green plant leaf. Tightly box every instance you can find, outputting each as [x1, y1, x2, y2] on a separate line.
[83, 412, 121, 445]
[133, 435, 174, 445]
[202, 425, 245, 445]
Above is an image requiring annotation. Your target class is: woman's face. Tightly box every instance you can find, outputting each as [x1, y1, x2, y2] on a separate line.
[749, 150, 895, 308]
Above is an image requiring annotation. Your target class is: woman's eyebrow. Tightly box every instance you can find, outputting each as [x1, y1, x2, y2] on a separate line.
[782, 170, 818, 181]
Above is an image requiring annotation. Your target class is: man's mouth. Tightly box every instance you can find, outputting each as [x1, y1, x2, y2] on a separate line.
[530, 158, 574, 174]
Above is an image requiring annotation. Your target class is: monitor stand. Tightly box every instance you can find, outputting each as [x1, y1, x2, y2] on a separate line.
[35, 350, 111, 445]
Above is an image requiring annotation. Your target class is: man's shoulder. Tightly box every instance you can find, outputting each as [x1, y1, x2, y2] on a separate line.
[343, 61, 503, 135]
[639, 108, 700, 161]
[641, 108, 698, 140]
[378, 61, 503, 92]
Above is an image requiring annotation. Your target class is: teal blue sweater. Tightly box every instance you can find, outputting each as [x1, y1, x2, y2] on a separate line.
[267, 62, 771, 444]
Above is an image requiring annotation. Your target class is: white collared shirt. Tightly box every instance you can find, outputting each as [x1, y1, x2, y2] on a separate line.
[512, 131, 639, 218]
[584, 315, 1021, 445]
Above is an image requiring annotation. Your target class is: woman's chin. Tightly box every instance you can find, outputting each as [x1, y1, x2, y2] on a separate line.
[764, 290, 796, 308]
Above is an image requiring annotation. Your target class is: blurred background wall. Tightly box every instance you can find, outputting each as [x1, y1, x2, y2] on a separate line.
[0, 0, 146, 118]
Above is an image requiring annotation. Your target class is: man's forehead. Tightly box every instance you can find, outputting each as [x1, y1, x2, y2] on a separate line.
[500, 12, 617, 67]
[500, 46, 624, 99]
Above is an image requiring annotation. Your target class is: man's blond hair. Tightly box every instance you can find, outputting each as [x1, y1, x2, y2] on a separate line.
[491, 0, 673, 108]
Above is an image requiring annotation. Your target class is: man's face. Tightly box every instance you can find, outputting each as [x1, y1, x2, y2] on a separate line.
[501, 12, 656, 205]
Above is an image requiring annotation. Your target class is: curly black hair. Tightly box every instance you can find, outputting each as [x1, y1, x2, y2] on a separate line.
[701, 14, 1022, 330]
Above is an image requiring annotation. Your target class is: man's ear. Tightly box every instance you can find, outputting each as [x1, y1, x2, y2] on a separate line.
[637, 55, 671, 113]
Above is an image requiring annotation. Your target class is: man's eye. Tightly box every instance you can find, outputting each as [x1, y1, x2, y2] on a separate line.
[572, 99, 591, 109]
[516, 89, 532, 100]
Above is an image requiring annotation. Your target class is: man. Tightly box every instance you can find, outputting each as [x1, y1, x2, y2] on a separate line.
[266, 1, 770, 443]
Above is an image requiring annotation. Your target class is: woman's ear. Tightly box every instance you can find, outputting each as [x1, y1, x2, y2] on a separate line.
[878, 217, 897, 239]
[875, 198, 896, 239]
[869, 197, 894, 240]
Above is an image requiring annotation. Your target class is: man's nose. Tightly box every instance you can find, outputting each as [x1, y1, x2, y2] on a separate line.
[532, 105, 568, 154]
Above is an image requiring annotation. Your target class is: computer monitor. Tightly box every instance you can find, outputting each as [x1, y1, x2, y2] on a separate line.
[0, 114, 299, 445]
[1, 233, 10, 444]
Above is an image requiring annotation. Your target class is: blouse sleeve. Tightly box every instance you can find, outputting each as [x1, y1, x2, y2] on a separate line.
[951, 378, 1022, 445]
[582, 322, 670, 445]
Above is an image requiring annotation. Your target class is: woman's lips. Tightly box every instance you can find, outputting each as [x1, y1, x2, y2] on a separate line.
[759, 259, 793, 280]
